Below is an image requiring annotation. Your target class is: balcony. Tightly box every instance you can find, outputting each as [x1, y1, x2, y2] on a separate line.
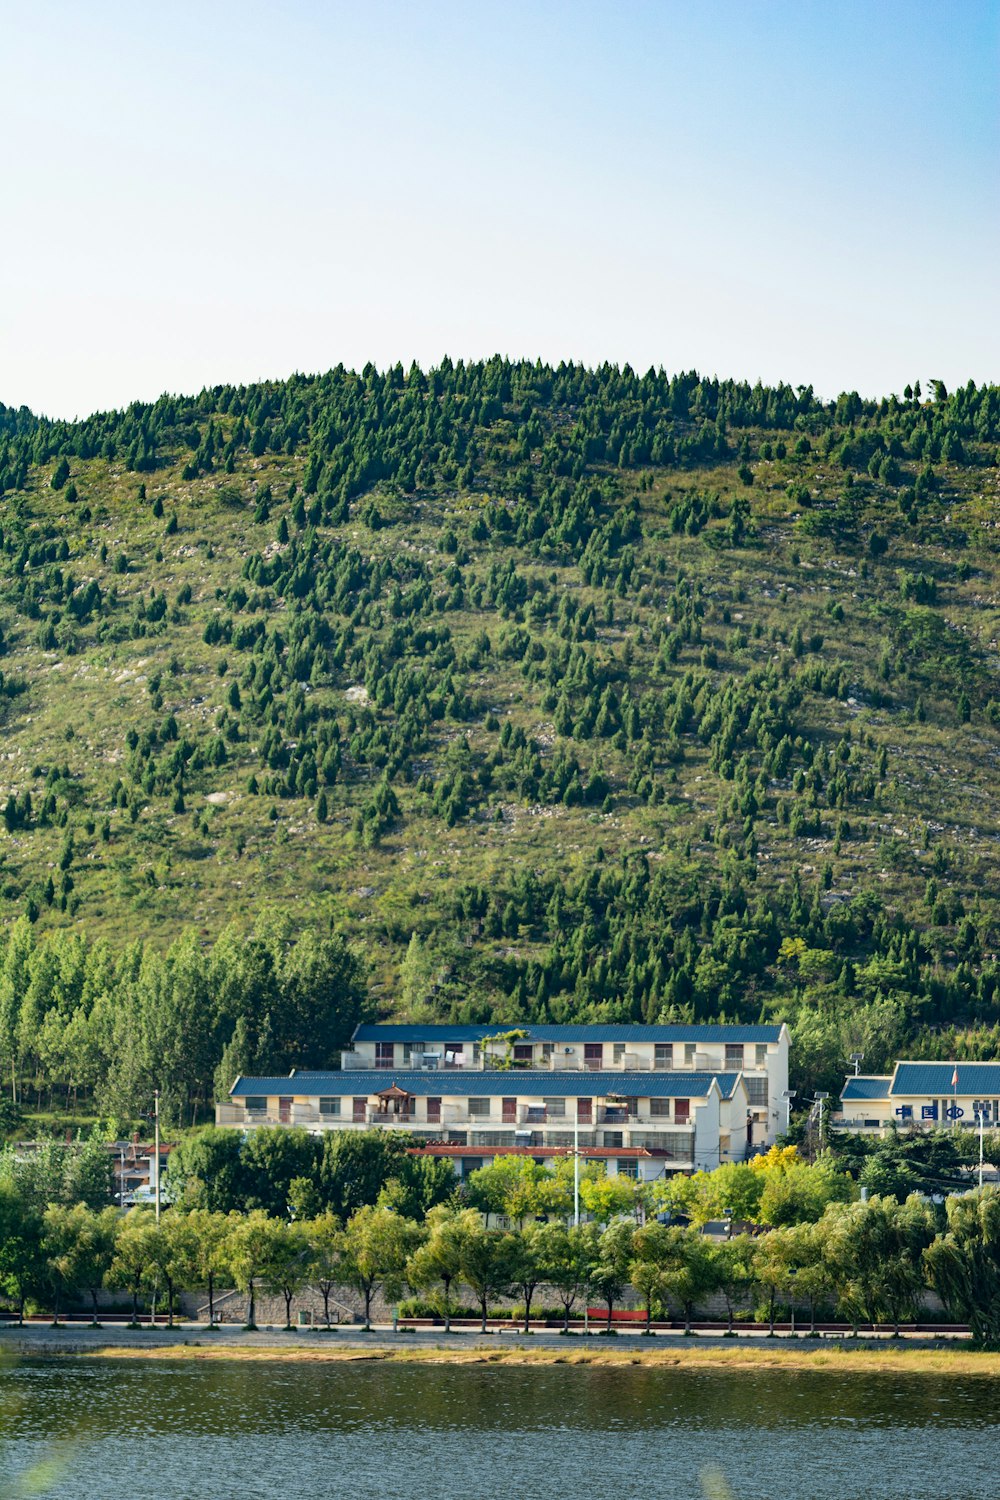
[216, 1103, 320, 1127]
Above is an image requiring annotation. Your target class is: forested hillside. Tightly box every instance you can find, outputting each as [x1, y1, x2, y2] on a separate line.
[1, 360, 1000, 1125]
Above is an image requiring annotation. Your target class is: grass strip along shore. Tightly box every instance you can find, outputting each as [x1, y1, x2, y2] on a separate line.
[74, 1344, 1000, 1375]
[7, 1325, 1000, 1376]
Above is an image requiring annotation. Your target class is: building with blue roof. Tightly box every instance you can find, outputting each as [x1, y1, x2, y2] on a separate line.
[218, 1060, 758, 1179]
[215, 1021, 793, 1178]
[835, 1061, 1000, 1135]
[342, 1020, 789, 1149]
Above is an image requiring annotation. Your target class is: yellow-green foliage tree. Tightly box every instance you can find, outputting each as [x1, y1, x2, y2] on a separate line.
[654, 1146, 854, 1229]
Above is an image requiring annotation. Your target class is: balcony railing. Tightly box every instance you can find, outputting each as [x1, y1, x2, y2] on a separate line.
[341, 1047, 771, 1074]
[216, 1103, 321, 1127]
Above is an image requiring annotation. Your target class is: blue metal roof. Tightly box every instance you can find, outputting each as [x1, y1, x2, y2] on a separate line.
[891, 1062, 1000, 1096]
[231, 1070, 744, 1100]
[352, 1022, 783, 1044]
[841, 1076, 891, 1101]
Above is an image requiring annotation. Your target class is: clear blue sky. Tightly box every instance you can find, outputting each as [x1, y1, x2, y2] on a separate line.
[2, 0, 997, 417]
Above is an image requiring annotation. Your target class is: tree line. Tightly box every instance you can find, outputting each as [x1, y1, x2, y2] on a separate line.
[0, 911, 367, 1127]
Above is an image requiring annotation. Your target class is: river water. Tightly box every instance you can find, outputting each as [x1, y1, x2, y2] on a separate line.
[0, 1357, 997, 1498]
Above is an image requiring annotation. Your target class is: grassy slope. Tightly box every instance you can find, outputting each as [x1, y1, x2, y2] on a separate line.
[1, 408, 999, 1007]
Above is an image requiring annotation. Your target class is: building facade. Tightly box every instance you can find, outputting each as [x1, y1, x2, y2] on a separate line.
[216, 1022, 790, 1179]
[834, 1061, 1000, 1135]
[344, 1022, 788, 1140]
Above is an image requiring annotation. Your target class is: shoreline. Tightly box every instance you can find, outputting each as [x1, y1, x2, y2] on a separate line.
[3, 1325, 997, 1375]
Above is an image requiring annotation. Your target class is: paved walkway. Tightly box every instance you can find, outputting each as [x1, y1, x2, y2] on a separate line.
[0, 1323, 970, 1354]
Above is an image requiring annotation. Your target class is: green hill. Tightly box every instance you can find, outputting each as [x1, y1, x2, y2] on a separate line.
[1, 360, 999, 1124]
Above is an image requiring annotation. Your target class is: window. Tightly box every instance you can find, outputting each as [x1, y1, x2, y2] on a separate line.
[603, 1131, 623, 1148]
[543, 1097, 566, 1119]
[426, 1097, 442, 1124]
[684, 1043, 696, 1066]
[755, 1044, 768, 1068]
[542, 1042, 554, 1061]
[468, 1097, 491, 1119]
[584, 1043, 603, 1068]
[401, 1043, 412, 1065]
[318, 1097, 341, 1116]
[674, 1098, 690, 1123]
[547, 1132, 575, 1148]
[613, 1043, 626, 1064]
[631, 1131, 678, 1150]
[746, 1077, 768, 1107]
[513, 1044, 533, 1064]
[725, 1044, 744, 1069]
[654, 1044, 673, 1069]
[244, 1097, 267, 1113]
[660, 1132, 695, 1162]
[617, 1159, 639, 1178]
[375, 1042, 394, 1068]
[650, 1098, 671, 1117]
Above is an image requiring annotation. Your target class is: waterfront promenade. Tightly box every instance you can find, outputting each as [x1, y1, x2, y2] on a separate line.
[0, 1321, 973, 1358]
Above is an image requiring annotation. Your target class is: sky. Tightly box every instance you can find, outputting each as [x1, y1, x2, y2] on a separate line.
[1, 0, 997, 418]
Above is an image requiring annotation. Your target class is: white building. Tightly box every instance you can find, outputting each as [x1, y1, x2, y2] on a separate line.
[220, 1068, 751, 1178]
[216, 1022, 790, 1178]
[342, 1022, 789, 1144]
[834, 1061, 1000, 1135]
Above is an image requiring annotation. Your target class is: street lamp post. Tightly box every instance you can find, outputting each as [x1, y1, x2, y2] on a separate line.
[781, 1089, 797, 1135]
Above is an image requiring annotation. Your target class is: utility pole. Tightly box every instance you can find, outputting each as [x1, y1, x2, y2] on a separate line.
[153, 1089, 161, 1223]
[573, 1105, 580, 1228]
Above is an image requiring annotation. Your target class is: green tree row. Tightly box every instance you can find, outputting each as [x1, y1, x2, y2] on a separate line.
[6, 1169, 1000, 1342]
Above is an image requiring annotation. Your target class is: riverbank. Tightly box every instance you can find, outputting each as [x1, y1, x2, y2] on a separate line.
[4, 1324, 998, 1375]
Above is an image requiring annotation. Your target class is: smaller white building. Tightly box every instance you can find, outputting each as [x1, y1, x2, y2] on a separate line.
[834, 1061, 1000, 1136]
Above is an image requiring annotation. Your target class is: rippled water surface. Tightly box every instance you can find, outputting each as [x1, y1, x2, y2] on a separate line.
[1, 1356, 998, 1498]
